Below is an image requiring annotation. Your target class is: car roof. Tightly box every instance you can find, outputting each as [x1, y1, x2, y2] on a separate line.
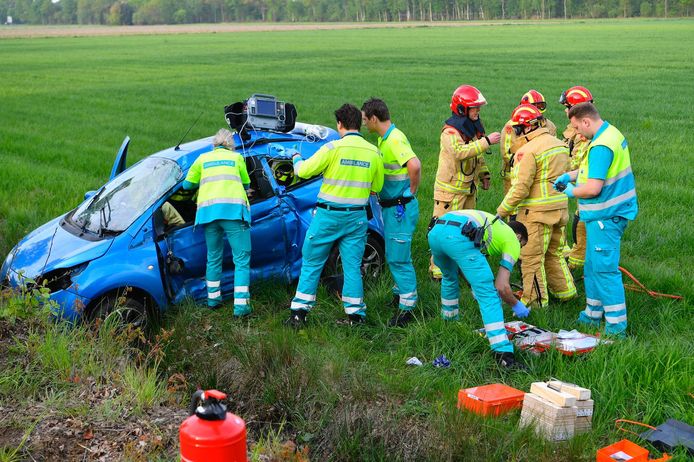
[151, 128, 337, 172]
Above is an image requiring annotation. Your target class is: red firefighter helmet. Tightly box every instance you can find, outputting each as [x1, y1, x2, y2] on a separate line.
[559, 86, 593, 108]
[450, 85, 487, 116]
[510, 104, 544, 131]
[520, 89, 547, 113]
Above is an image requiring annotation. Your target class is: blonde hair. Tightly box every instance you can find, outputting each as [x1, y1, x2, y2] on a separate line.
[213, 128, 235, 148]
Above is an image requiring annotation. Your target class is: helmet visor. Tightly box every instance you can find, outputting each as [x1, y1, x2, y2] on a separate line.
[535, 101, 547, 112]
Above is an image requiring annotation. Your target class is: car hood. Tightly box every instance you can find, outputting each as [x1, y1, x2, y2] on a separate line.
[8, 214, 113, 281]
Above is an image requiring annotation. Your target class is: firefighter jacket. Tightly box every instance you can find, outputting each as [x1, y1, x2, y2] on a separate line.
[434, 125, 490, 201]
[501, 118, 557, 178]
[563, 124, 590, 171]
[497, 128, 570, 217]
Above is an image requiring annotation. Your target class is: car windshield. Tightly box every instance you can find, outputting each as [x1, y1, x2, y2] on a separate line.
[71, 157, 182, 235]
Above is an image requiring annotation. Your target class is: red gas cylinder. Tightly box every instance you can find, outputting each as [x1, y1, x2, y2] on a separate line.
[179, 389, 247, 462]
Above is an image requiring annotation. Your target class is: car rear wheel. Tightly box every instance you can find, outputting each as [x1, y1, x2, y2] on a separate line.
[322, 234, 385, 296]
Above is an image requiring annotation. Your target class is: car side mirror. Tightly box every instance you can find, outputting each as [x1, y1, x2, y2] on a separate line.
[153, 207, 166, 239]
[84, 190, 96, 200]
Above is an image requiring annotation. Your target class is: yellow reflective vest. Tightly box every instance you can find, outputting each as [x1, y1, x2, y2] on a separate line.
[184, 147, 251, 226]
[295, 133, 384, 205]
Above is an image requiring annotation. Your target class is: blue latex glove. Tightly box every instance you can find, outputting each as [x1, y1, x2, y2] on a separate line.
[563, 182, 576, 198]
[432, 354, 451, 368]
[292, 153, 303, 165]
[403, 188, 414, 198]
[554, 172, 571, 188]
[512, 300, 530, 319]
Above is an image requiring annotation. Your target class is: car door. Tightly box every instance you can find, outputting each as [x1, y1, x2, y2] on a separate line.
[155, 156, 289, 305]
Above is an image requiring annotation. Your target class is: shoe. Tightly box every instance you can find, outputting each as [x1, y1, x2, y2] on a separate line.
[233, 308, 252, 318]
[388, 310, 415, 327]
[493, 352, 527, 370]
[336, 313, 366, 327]
[285, 309, 308, 329]
[208, 302, 222, 310]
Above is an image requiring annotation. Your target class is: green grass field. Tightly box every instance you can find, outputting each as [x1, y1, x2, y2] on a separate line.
[1, 19, 693, 461]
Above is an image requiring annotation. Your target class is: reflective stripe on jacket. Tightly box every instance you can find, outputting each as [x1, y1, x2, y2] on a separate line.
[501, 118, 557, 177]
[578, 123, 638, 221]
[563, 124, 590, 171]
[498, 128, 569, 215]
[434, 125, 490, 199]
[295, 133, 384, 205]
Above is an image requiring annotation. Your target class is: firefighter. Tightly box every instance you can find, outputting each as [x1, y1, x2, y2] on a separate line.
[428, 210, 529, 369]
[182, 128, 252, 316]
[500, 89, 558, 195]
[286, 104, 384, 328]
[429, 85, 501, 280]
[560, 86, 594, 269]
[555, 102, 637, 337]
[361, 98, 421, 327]
[497, 104, 576, 308]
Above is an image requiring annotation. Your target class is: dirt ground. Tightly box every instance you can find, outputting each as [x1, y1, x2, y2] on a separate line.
[0, 21, 513, 39]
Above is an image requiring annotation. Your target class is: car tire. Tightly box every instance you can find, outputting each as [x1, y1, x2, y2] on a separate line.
[88, 293, 153, 329]
[322, 234, 385, 296]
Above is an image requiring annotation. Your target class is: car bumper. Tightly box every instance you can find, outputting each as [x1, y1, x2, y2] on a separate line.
[4, 266, 91, 321]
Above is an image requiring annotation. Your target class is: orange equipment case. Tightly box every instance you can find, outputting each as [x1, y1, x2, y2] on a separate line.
[457, 383, 525, 417]
[596, 439, 649, 462]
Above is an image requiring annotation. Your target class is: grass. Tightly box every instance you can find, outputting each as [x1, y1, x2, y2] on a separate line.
[1, 18, 693, 460]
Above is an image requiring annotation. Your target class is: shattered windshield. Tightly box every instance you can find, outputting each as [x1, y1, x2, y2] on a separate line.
[71, 157, 181, 236]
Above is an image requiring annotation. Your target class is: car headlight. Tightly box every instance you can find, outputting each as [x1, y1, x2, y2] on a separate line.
[36, 263, 88, 293]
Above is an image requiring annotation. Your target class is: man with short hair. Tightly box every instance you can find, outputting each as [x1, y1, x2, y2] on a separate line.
[286, 104, 384, 328]
[497, 104, 576, 308]
[554, 102, 638, 337]
[428, 210, 529, 369]
[362, 98, 421, 327]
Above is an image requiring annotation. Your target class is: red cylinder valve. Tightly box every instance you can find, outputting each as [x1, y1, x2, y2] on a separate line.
[179, 389, 247, 462]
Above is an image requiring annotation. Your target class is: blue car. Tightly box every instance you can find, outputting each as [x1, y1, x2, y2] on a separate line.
[1, 123, 385, 322]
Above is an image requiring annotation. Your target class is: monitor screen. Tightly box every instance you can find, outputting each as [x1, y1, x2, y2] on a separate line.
[256, 99, 276, 117]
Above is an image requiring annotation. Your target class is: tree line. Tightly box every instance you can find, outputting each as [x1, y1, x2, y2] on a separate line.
[1, 0, 691, 25]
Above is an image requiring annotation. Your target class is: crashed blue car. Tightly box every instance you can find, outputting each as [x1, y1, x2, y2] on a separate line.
[1, 123, 385, 322]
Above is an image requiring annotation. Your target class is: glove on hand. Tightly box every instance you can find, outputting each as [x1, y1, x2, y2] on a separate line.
[512, 300, 530, 319]
[563, 182, 576, 198]
[403, 188, 414, 198]
[554, 173, 571, 189]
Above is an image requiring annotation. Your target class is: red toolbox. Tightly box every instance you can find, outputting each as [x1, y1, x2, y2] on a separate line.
[457, 383, 525, 417]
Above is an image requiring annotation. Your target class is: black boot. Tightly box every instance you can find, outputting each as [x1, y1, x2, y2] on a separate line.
[388, 310, 415, 328]
[285, 309, 308, 329]
[493, 351, 527, 370]
[343, 313, 366, 327]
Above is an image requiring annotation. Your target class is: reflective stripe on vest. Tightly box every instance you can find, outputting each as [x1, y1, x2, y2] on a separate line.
[196, 148, 249, 212]
[318, 136, 381, 206]
[447, 209, 494, 248]
[578, 124, 638, 221]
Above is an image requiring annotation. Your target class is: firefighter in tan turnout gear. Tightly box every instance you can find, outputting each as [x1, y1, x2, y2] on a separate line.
[560, 86, 594, 269]
[429, 84, 501, 279]
[500, 90, 558, 196]
[496, 104, 576, 308]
